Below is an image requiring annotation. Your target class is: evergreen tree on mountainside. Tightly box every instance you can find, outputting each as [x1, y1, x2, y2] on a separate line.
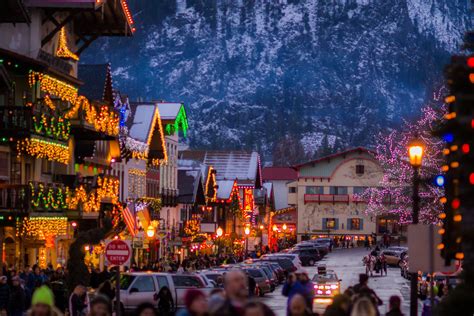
[272, 135, 307, 166]
[82, 0, 468, 157]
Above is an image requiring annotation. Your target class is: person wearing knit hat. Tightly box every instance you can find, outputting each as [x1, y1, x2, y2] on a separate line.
[27, 285, 62, 316]
[176, 289, 208, 316]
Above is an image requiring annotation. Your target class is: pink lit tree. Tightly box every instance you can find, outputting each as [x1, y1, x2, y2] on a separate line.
[361, 89, 446, 224]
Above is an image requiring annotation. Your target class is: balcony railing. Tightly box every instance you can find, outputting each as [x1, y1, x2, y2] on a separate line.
[304, 194, 394, 205]
[0, 185, 30, 211]
[304, 194, 350, 204]
[0, 107, 70, 142]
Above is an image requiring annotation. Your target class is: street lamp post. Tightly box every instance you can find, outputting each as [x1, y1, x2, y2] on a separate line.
[408, 138, 424, 316]
[216, 227, 223, 254]
[244, 226, 250, 257]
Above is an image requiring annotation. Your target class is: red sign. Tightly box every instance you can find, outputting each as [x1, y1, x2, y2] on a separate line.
[105, 240, 131, 266]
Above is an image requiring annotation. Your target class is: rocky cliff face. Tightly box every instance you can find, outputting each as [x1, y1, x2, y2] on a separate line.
[82, 0, 471, 161]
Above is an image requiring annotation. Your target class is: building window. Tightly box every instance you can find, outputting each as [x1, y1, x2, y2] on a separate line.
[323, 218, 338, 230]
[0, 152, 8, 180]
[353, 187, 368, 195]
[356, 164, 365, 175]
[330, 186, 347, 195]
[180, 208, 187, 221]
[306, 186, 324, 194]
[288, 187, 296, 193]
[348, 218, 363, 230]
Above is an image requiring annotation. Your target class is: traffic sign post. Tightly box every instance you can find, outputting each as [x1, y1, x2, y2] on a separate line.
[105, 240, 131, 316]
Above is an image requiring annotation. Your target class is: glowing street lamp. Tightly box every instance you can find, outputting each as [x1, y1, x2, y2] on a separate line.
[259, 225, 264, 230]
[146, 225, 155, 238]
[282, 223, 287, 231]
[408, 138, 425, 168]
[244, 227, 250, 236]
[244, 226, 250, 256]
[216, 227, 223, 237]
[272, 225, 278, 232]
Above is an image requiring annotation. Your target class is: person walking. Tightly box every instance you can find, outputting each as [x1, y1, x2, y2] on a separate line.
[69, 285, 88, 316]
[8, 276, 25, 316]
[88, 295, 111, 316]
[212, 270, 248, 316]
[96, 281, 114, 302]
[288, 294, 312, 316]
[176, 289, 208, 316]
[0, 276, 10, 316]
[386, 296, 404, 316]
[157, 287, 174, 316]
[135, 303, 158, 316]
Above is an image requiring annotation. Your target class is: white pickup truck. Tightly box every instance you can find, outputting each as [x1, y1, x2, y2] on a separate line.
[116, 272, 214, 313]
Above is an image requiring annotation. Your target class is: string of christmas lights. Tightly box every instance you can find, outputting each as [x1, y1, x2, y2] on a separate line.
[205, 167, 217, 203]
[164, 105, 189, 137]
[56, 27, 79, 61]
[30, 183, 69, 210]
[32, 113, 70, 141]
[17, 138, 70, 164]
[148, 107, 168, 164]
[19, 217, 68, 240]
[67, 176, 119, 212]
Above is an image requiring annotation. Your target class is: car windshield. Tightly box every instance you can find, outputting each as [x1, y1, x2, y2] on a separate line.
[204, 274, 221, 281]
[312, 273, 337, 283]
[120, 275, 136, 290]
[246, 269, 263, 278]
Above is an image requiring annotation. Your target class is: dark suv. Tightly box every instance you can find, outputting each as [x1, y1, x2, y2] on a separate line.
[289, 249, 320, 266]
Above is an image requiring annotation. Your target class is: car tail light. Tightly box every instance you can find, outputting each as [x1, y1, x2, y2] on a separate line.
[317, 290, 323, 295]
[325, 290, 331, 295]
[330, 284, 338, 290]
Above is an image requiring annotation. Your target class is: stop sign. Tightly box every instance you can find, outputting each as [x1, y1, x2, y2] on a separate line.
[105, 240, 131, 266]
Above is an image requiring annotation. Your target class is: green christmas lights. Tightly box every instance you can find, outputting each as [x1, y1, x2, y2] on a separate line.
[33, 113, 71, 141]
[165, 105, 189, 137]
[30, 183, 69, 211]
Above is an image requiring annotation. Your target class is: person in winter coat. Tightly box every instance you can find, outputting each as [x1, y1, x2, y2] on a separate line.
[0, 276, 10, 315]
[27, 286, 63, 316]
[386, 296, 404, 316]
[69, 285, 88, 316]
[157, 287, 174, 316]
[8, 276, 25, 316]
[282, 274, 307, 315]
[176, 289, 208, 316]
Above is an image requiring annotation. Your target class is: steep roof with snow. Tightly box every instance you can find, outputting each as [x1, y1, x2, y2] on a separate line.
[179, 150, 262, 188]
[128, 104, 155, 142]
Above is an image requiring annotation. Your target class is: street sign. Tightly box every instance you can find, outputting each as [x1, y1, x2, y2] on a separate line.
[105, 239, 131, 266]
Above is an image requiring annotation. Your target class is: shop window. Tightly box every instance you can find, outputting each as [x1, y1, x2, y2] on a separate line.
[306, 186, 324, 194]
[131, 276, 155, 292]
[330, 186, 348, 195]
[356, 164, 365, 175]
[288, 187, 296, 193]
[323, 218, 338, 230]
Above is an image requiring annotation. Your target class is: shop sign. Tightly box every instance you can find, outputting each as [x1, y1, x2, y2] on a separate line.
[132, 239, 144, 249]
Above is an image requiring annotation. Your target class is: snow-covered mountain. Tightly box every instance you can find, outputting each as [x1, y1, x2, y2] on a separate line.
[82, 0, 471, 161]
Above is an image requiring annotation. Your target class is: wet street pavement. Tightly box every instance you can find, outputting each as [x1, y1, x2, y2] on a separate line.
[261, 247, 411, 315]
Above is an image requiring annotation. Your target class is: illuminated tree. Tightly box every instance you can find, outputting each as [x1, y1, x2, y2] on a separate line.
[361, 91, 446, 224]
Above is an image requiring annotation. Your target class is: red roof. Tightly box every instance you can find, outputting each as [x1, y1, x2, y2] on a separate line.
[293, 147, 375, 169]
[262, 167, 297, 181]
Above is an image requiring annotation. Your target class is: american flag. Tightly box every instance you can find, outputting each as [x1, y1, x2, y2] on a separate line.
[123, 205, 137, 237]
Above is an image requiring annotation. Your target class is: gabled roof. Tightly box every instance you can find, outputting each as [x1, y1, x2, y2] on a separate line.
[262, 167, 297, 181]
[156, 102, 189, 137]
[178, 169, 205, 205]
[294, 147, 375, 169]
[216, 180, 236, 200]
[179, 150, 262, 188]
[128, 103, 167, 163]
[78, 63, 113, 103]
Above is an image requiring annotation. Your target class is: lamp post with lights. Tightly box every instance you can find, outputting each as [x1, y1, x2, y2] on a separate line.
[244, 226, 250, 257]
[408, 137, 424, 316]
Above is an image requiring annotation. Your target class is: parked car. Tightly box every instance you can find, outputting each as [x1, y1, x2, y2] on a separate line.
[242, 267, 272, 297]
[299, 241, 330, 256]
[382, 249, 405, 266]
[261, 257, 297, 275]
[387, 246, 408, 259]
[262, 253, 303, 270]
[289, 249, 321, 266]
[117, 272, 213, 312]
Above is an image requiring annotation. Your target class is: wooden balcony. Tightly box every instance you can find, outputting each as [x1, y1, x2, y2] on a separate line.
[0, 185, 29, 212]
[0, 106, 70, 142]
[304, 194, 350, 204]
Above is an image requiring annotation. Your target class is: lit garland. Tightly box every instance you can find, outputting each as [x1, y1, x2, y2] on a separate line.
[128, 168, 146, 197]
[33, 113, 70, 141]
[28, 71, 77, 104]
[164, 105, 189, 137]
[44, 95, 56, 110]
[243, 187, 254, 221]
[125, 136, 149, 160]
[19, 217, 68, 240]
[28, 71, 119, 136]
[121, 0, 135, 32]
[56, 27, 79, 61]
[67, 176, 119, 212]
[30, 183, 69, 210]
[17, 138, 70, 164]
[147, 107, 168, 164]
[138, 197, 162, 212]
[205, 167, 217, 203]
[184, 217, 201, 237]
